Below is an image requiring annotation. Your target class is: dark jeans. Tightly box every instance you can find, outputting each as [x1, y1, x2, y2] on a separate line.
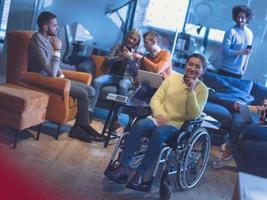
[241, 124, 267, 141]
[70, 80, 95, 125]
[120, 118, 178, 175]
[229, 121, 247, 145]
[229, 122, 267, 150]
[218, 69, 242, 79]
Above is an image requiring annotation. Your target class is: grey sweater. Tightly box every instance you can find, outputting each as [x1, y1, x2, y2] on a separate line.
[28, 32, 61, 77]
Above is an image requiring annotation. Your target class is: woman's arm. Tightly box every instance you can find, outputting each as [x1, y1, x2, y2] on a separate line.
[185, 84, 209, 120]
[105, 45, 124, 64]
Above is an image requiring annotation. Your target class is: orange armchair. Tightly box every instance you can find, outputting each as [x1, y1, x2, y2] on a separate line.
[6, 31, 92, 138]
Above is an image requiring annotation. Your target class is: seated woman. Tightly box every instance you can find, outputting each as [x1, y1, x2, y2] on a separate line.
[213, 99, 267, 168]
[106, 53, 209, 192]
[89, 29, 141, 129]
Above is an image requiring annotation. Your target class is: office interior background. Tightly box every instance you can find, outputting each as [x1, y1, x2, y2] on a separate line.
[0, 0, 267, 84]
[1, 1, 267, 199]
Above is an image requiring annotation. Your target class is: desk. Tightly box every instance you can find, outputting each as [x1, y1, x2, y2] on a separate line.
[101, 95, 150, 148]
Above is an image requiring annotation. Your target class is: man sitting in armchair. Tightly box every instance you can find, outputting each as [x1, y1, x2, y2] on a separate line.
[28, 11, 104, 142]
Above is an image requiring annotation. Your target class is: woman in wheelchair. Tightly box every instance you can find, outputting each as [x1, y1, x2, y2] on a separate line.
[106, 53, 209, 192]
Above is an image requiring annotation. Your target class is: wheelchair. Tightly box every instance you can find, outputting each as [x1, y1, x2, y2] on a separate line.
[104, 116, 211, 200]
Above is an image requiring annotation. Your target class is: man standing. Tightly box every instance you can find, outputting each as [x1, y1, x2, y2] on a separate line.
[219, 5, 254, 79]
[133, 31, 172, 79]
[28, 11, 103, 142]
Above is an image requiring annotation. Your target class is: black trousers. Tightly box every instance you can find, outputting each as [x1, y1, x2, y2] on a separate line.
[218, 69, 242, 79]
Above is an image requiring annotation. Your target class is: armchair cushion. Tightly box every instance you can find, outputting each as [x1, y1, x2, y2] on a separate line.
[203, 72, 254, 94]
[203, 72, 255, 111]
[0, 83, 49, 113]
[0, 84, 49, 131]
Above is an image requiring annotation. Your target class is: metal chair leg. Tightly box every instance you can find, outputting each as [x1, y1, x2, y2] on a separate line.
[36, 123, 42, 140]
[55, 124, 61, 140]
[13, 131, 19, 149]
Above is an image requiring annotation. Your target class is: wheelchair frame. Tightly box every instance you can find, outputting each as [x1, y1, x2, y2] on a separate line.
[105, 118, 211, 200]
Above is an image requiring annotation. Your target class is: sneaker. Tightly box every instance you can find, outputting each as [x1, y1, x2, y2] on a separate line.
[212, 154, 233, 169]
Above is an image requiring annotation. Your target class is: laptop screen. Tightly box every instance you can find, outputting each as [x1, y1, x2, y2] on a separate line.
[137, 70, 163, 89]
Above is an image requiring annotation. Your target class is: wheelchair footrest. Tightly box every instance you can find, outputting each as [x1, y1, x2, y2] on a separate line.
[126, 181, 152, 193]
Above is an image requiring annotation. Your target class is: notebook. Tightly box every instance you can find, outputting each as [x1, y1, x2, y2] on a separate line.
[137, 70, 163, 89]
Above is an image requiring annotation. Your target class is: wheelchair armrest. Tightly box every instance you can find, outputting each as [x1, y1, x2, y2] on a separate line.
[180, 118, 204, 132]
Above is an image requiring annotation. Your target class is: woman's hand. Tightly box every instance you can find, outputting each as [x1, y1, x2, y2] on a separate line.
[184, 76, 197, 92]
[156, 115, 168, 126]
[122, 47, 134, 60]
[132, 52, 143, 61]
[233, 101, 241, 111]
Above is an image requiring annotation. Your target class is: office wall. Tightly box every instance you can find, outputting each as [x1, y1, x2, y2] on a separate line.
[0, 0, 36, 74]
[0, 0, 128, 74]
[36, 0, 128, 51]
[2, 0, 267, 84]
[189, 0, 267, 84]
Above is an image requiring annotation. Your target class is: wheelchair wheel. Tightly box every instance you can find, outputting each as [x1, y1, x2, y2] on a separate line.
[177, 127, 210, 190]
[159, 169, 172, 200]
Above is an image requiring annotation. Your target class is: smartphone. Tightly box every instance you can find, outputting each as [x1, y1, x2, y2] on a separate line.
[246, 45, 252, 49]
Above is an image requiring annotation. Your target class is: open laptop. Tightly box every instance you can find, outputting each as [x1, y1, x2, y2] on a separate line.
[106, 70, 163, 104]
[137, 69, 163, 89]
[239, 104, 260, 124]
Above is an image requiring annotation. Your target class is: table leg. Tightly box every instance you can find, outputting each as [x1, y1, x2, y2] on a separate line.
[102, 102, 115, 136]
[104, 104, 119, 148]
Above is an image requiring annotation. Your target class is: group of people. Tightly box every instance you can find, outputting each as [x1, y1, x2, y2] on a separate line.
[28, 11, 174, 143]
[28, 10, 209, 192]
[27, 4, 261, 193]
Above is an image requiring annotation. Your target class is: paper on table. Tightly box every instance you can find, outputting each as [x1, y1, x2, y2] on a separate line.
[201, 120, 219, 130]
[202, 113, 219, 122]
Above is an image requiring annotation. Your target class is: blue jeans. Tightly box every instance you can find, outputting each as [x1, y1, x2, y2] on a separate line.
[89, 74, 133, 113]
[120, 118, 178, 175]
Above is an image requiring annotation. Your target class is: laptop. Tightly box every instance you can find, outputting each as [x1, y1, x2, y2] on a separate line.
[137, 69, 163, 89]
[239, 104, 260, 124]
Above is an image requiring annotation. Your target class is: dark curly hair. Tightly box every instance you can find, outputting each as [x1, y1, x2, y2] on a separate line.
[232, 5, 254, 23]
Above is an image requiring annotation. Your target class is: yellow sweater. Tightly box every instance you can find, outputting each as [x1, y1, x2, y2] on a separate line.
[150, 73, 209, 127]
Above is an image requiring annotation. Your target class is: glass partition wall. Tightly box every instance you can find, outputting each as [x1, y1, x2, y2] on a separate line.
[132, 0, 189, 67]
